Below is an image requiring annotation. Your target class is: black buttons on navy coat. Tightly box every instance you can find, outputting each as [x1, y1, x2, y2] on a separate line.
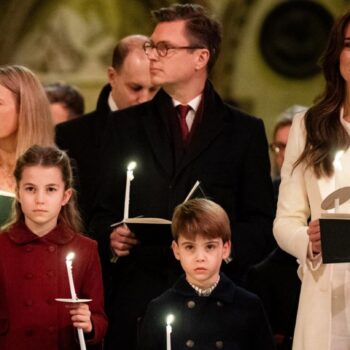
[216, 301, 223, 307]
[186, 339, 195, 348]
[187, 300, 196, 309]
[215, 340, 224, 348]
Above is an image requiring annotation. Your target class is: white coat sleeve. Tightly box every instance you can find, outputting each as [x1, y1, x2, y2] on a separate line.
[273, 113, 311, 268]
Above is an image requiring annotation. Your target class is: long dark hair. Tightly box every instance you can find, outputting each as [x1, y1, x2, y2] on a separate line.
[295, 11, 350, 177]
[4, 145, 83, 232]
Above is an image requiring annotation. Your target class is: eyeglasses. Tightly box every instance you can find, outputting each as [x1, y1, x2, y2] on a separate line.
[143, 41, 204, 57]
[269, 142, 287, 154]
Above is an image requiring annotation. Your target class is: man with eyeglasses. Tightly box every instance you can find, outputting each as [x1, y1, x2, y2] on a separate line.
[90, 4, 275, 350]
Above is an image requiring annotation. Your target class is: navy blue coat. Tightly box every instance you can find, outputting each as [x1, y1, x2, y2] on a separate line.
[139, 273, 275, 350]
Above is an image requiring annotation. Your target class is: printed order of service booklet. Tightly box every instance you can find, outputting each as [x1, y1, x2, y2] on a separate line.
[111, 181, 205, 245]
[320, 186, 350, 263]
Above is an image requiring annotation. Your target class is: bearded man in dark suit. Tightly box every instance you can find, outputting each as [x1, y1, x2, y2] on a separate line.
[90, 4, 275, 350]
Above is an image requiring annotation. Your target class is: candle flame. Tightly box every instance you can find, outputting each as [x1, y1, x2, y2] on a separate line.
[127, 161, 137, 171]
[166, 314, 174, 325]
[66, 252, 75, 261]
[333, 150, 345, 171]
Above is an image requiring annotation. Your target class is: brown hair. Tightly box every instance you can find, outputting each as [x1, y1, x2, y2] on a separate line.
[5, 145, 82, 233]
[295, 12, 349, 177]
[44, 82, 85, 119]
[0, 65, 54, 158]
[172, 198, 230, 243]
[152, 3, 221, 72]
[111, 35, 149, 71]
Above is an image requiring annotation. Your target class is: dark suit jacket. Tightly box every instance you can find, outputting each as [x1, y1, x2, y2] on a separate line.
[91, 81, 275, 275]
[139, 273, 275, 350]
[55, 84, 111, 228]
[90, 81, 275, 350]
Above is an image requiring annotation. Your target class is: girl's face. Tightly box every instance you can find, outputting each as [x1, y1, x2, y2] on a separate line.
[17, 165, 72, 236]
[0, 84, 18, 141]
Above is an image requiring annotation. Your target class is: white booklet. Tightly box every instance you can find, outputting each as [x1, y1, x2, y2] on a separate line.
[111, 180, 203, 228]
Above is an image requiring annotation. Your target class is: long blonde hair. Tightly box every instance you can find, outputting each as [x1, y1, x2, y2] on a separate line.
[0, 65, 54, 158]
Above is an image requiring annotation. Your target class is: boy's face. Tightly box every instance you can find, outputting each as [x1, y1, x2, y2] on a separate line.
[172, 234, 231, 289]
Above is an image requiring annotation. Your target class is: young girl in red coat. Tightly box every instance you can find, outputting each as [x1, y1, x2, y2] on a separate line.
[0, 145, 107, 350]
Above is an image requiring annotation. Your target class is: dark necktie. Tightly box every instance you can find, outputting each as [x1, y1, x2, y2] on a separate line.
[176, 104, 191, 142]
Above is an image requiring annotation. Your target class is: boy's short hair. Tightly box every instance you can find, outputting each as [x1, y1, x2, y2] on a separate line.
[172, 198, 231, 242]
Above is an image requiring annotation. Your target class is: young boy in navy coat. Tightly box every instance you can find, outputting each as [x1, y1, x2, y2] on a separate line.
[139, 199, 275, 350]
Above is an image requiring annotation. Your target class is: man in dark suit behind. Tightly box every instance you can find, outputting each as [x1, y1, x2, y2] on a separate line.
[55, 35, 158, 227]
[90, 4, 275, 350]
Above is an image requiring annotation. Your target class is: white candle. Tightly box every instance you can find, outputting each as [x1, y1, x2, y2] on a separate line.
[123, 161, 137, 220]
[333, 150, 344, 213]
[66, 252, 77, 299]
[166, 314, 174, 350]
[65, 252, 86, 350]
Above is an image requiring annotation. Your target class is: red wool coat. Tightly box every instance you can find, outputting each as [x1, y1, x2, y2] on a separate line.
[0, 222, 107, 350]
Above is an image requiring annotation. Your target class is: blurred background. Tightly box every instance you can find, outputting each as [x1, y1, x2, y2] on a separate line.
[1, 0, 349, 138]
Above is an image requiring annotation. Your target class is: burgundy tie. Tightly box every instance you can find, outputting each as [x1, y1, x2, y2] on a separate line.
[176, 104, 191, 142]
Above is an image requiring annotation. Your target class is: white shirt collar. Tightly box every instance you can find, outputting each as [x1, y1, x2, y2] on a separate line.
[108, 92, 118, 112]
[172, 94, 202, 113]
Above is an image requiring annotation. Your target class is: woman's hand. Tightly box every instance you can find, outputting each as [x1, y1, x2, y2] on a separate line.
[307, 219, 321, 254]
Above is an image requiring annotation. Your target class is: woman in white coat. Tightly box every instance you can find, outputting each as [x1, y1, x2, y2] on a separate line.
[274, 11, 350, 350]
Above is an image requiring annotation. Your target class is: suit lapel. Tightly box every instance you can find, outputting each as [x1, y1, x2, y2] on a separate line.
[94, 84, 112, 148]
[175, 82, 225, 177]
[142, 90, 174, 177]
[141, 83, 226, 179]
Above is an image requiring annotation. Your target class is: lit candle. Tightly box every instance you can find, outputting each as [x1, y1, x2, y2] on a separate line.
[123, 161, 137, 220]
[66, 252, 77, 299]
[65, 252, 86, 350]
[333, 150, 344, 213]
[166, 314, 174, 350]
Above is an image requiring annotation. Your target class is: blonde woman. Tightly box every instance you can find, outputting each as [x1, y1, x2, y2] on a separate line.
[0, 65, 54, 225]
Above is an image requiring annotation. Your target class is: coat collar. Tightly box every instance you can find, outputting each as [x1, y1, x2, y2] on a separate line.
[142, 80, 226, 178]
[93, 84, 112, 147]
[7, 222, 76, 245]
[172, 273, 237, 304]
